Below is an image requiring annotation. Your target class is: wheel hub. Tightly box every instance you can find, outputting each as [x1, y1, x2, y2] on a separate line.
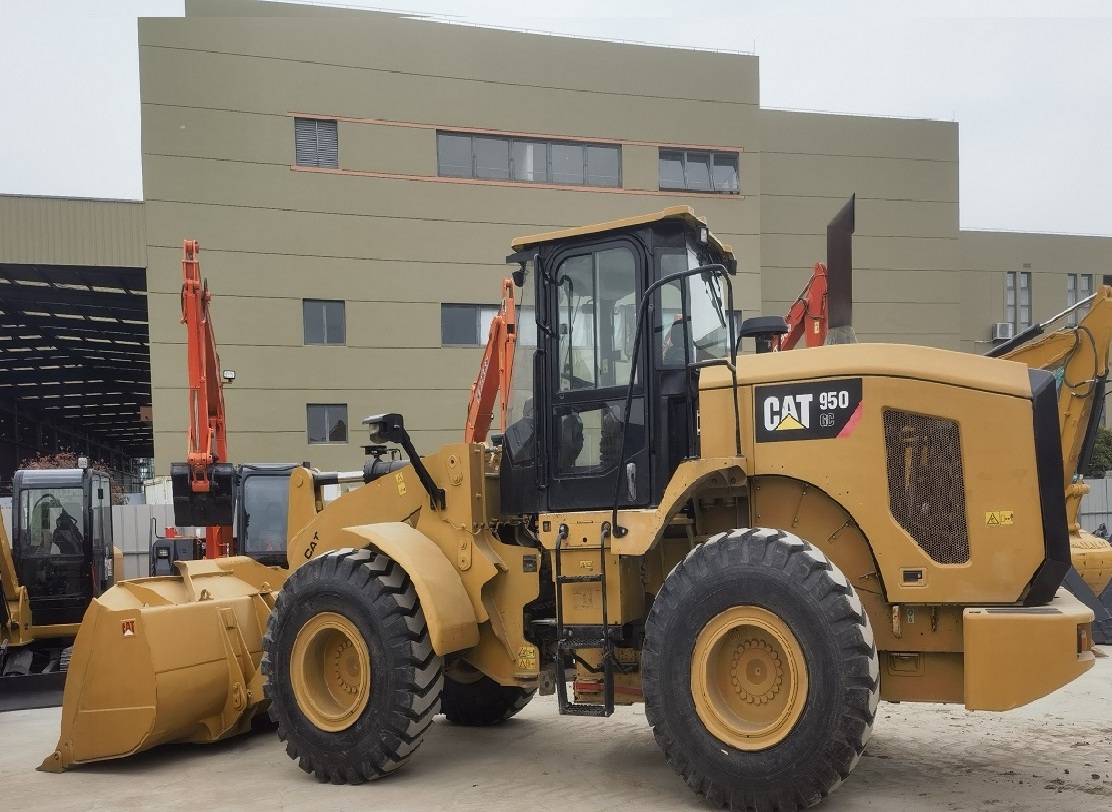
[691, 606, 808, 751]
[291, 612, 372, 732]
[730, 638, 784, 704]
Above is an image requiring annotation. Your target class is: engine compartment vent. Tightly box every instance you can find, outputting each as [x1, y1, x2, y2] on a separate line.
[883, 409, 970, 564]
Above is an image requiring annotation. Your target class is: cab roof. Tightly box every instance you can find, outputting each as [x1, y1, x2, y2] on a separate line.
[511, 206, 734, 259]
[13, 468, 98, 489]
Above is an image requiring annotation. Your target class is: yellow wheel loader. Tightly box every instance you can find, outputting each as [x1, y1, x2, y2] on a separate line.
[43, 208, 1095, 812]
[2, 467, 121, 711]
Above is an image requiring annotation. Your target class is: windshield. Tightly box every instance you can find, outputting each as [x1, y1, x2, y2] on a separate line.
[553, 247, 637, 391]
[240, 475, 289, 554]
[17, 486, 85, 556]
[659, 246, 732, 365]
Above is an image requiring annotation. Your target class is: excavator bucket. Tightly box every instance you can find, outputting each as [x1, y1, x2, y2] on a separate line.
[170, 461, 237, 527]
[39, 557, 285, 773]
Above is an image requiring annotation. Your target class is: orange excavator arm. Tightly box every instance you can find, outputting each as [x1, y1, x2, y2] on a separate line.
[464, 278, 517, 444]
[181, 240, 229, 476]
[178, 241, 233, 558]
[777, 262, 829, 350]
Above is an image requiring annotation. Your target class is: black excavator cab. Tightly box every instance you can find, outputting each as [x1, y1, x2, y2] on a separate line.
[10, 468, 114, 627]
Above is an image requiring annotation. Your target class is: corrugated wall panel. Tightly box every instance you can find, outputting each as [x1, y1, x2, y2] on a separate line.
[0, 195, 146, 267]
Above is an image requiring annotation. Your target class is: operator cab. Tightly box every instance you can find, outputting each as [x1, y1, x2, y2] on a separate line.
[236, 463, 299, 568]
[500, 207, 738, 516]
[11, 468, 114, 626]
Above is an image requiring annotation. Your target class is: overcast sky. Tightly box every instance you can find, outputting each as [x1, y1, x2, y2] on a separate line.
[1, 0, 1110, 236]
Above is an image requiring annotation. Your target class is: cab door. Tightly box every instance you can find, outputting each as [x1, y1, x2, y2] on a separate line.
[542, 238, 650, 512]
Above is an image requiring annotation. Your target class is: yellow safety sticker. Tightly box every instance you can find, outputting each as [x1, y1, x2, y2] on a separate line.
[516, 646, 538, 671]
[985, 510, 1014, 526]
[395, 472, 407, 496]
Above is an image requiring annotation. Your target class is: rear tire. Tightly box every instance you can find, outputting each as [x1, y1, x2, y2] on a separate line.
[262, 548, 443, 783]
[441, 667, 534, 726]
[642, 528, 879, 811]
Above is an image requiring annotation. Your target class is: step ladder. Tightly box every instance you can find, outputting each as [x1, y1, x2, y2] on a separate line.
[553, 522, 617, 717]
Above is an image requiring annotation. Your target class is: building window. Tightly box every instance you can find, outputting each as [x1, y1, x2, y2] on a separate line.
[307, 404, 348, 444]
[294, 118, 338, 168]
[436, 132, 620, 187]
[303, 299, 346, 345]
[516, 305, 537, 346]
[441, 303, 500, 346]
[440, 303, 539, 346]
[1006, 271, 1031, 330]
[1067, 273, 1093, 327]
[659, 149, 740, 194]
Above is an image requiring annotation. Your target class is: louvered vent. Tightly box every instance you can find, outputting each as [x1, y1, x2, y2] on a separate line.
[884, 409, 970, 564]
[294, 118, 338, 168]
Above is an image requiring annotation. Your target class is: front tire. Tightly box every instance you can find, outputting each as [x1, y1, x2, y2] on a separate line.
[262, 548, 444, 783]
[642, 528, 879, 811]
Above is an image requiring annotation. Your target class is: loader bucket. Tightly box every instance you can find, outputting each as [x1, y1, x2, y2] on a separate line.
[39, 557, 286, 773]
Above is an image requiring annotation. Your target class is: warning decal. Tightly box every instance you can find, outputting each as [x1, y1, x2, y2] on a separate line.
[755, 379, 864, 443]
[985, 510, 1014, 526]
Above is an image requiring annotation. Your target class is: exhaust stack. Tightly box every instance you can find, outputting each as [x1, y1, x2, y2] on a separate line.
[825, 194, 857, 345]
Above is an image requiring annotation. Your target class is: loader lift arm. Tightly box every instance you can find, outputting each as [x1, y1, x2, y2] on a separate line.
[999, 285, 1112, 642]
[998, 286, 1112, 497]
[463, 277, 517, 443]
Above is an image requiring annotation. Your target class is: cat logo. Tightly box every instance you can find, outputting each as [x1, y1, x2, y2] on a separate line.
[121, 619, 136, 638]
[760, 391, 813, 429]
[763, 393, 813, 432]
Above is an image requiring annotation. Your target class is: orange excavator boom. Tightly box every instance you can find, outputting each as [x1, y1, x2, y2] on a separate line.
[777, 261, 829, 350]
[464, 278, 517, 443]
[172, 241, 234, 558]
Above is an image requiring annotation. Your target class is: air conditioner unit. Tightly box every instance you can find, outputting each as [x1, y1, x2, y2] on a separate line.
[990, 322, 1015, 342]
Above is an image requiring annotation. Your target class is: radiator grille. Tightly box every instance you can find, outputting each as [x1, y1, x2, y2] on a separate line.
[884, 409, 970, 564]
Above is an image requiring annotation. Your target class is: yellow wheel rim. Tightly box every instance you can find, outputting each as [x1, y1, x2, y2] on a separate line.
[290, 612, 372, 732]
[690, 606, 808, 751]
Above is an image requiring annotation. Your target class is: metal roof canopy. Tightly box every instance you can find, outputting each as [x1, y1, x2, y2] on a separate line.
[0, 263, 152, 457]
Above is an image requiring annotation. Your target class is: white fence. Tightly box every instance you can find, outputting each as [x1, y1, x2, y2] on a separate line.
[112, 504, 177, 580]
[1079, 477, 1112, 536]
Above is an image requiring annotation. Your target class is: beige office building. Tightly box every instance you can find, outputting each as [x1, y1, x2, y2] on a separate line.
[2, 0, 1109, 483]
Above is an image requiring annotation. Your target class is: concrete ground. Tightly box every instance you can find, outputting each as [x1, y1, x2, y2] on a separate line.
[1, 657, 1110, 812]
